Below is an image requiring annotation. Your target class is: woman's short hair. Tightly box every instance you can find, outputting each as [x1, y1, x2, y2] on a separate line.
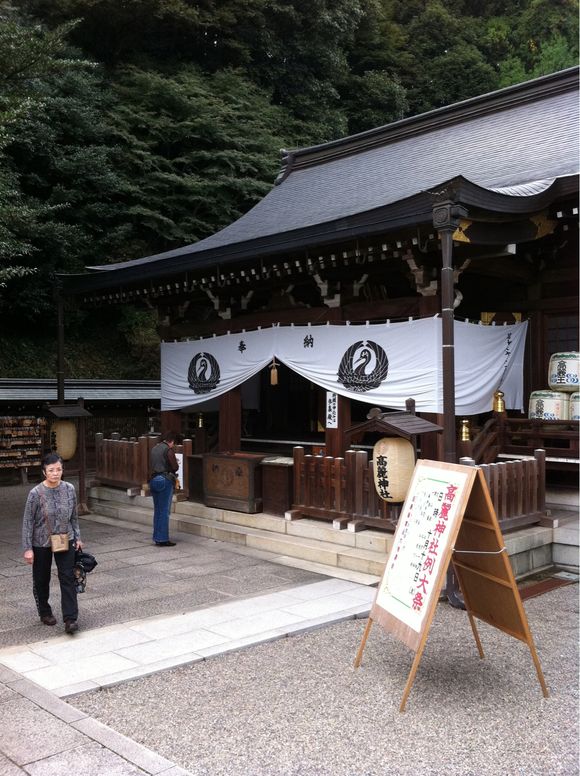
[42, 453, 63, 471]
[162, 431, 181, 444]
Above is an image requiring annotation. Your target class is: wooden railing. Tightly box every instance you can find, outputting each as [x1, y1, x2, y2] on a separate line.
[470, 417, 500, 464]
[469, 414, 579, 469]
[95, 433, 193, 496]
[287, 446, 400, 531]
[290, 445, 548, 533]
[460, 450, 546, 531]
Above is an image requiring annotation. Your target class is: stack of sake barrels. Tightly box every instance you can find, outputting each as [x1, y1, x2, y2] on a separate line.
[529, 352, 580, 421]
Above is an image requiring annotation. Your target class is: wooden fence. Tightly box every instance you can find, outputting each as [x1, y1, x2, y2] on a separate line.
[287, 447, 400, 531]
[460, 449, 546, 531]
[95, 433, 193, 495]
[289, 446, 547, 533]
[469, 414, 578, 469]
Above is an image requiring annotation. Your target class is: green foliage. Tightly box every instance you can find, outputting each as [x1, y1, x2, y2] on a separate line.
[117, 306, 160, 373]
[341, 71, 408, 134]
[1, 65, 132, 315]
[0, 305, 160, 378]
[2, 0, 578, 376]
[0, 11, 86, 289]
[110, 65, 290, 253]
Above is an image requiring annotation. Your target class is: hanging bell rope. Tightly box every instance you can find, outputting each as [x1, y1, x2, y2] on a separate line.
[270, 358, 279, 386]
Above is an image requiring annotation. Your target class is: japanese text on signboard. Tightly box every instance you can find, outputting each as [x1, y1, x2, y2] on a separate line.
[375, 470, 467, 632]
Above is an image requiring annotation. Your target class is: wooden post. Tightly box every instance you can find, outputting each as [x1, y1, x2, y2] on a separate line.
[218, 387, 241, 451]
[433, 199, 467, 465]
[434, 199, 467, 609]
[181, 438, 192, 497]
[293, 447, 305, 505]
[95, 433, 103, 481]
[77, 397, 89, 515]
[56, 285, 65, 406]
[160, 410, 182, 435]
[138, 435, 149, 485]
[325, 393, 351, 458]
[534, 448, 546, 512]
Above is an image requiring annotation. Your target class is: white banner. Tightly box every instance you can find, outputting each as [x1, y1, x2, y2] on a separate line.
[161, 319, 528, 415]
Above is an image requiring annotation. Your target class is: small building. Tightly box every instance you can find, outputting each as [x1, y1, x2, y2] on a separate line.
[0, 379, 161, 475]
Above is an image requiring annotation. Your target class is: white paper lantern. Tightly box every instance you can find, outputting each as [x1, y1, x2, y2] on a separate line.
[51, 420, 77, 461]
[372, 437, 415, 503]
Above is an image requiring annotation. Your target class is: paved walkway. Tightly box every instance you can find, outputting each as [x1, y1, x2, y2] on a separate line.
[0, 578, 373, 698]
[0, 481, 374, 775]
[0, 480, 577, 775]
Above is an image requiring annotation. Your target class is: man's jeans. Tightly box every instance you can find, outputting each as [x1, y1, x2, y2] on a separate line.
[150, 475, 174, 543]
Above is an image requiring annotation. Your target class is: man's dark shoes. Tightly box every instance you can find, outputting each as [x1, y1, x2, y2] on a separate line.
[155, 541, 176, 547]
[64, 620, 79, 635]
[40, 614, 56, 626]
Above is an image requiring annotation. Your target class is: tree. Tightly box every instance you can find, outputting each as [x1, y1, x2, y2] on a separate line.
[109, 65, 292, 257]
[341, 70, 408, 134]
[0, 11, 85, 297]
[2, 64, 133, 315]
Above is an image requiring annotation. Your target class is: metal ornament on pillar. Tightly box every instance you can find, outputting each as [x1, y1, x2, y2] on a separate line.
[372, 437, 415, 503]
[51, 420, 77, 461]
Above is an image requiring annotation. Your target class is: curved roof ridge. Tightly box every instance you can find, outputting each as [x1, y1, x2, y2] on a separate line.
[276, 67, 579, 179]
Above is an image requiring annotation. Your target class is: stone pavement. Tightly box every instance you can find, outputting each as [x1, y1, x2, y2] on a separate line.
[0, 578, 373, 698]
[0, 480, 577, 775]
[0, 481, 374, 774]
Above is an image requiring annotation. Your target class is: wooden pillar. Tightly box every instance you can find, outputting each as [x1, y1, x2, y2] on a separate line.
[325, 393, 351, 458]
[433, 199, 467, 464]
[77, 397, 89, 515]
[160, 410, 182, 435]
[219, 387, 241, 452]
[56, 285, 65, 406]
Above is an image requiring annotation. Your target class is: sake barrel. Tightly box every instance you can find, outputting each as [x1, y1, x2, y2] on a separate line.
[548, 352, 580, 392]
[528, 390, 569, 421]
[372, 437, 415, 503]
[50, 420, 77, 461]
[570, 392, 580, 421]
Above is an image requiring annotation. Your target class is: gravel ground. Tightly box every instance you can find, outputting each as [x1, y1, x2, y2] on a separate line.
[74, 584, 579, 776]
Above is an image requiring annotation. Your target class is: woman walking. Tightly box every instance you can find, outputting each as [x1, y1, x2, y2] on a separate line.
[22, 453, 83, 634]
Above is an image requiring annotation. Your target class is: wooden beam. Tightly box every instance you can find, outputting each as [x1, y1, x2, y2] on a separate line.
[218, 387, 241, 452]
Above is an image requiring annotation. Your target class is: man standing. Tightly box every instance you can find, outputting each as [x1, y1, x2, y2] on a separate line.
[149, 431, 180, 546]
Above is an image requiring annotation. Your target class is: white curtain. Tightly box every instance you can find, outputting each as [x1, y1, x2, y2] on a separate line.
[161, 319, 528, 415]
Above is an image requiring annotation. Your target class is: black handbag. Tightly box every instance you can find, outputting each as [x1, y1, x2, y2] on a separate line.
[75, 549, 98, 572]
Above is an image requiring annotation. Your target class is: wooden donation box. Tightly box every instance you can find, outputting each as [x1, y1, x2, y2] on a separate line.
[203, 452, 265, 513]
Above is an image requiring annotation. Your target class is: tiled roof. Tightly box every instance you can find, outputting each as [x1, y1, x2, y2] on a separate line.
[63, 68, 578, 290]
[0, 380, 160, 402]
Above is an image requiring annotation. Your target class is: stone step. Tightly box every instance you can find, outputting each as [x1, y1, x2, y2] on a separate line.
[90, 485, 392, 553]
[546, 486, 579, 509]
[552, 519, 580, 570]
[88, 488, 390, 577]
[87, 487, 579, 579]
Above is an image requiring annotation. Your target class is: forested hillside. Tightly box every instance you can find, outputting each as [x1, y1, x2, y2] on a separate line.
[0, 0, 577, 378]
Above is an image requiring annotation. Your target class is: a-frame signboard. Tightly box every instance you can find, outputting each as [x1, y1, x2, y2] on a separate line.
[355, 460, 548, 711]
